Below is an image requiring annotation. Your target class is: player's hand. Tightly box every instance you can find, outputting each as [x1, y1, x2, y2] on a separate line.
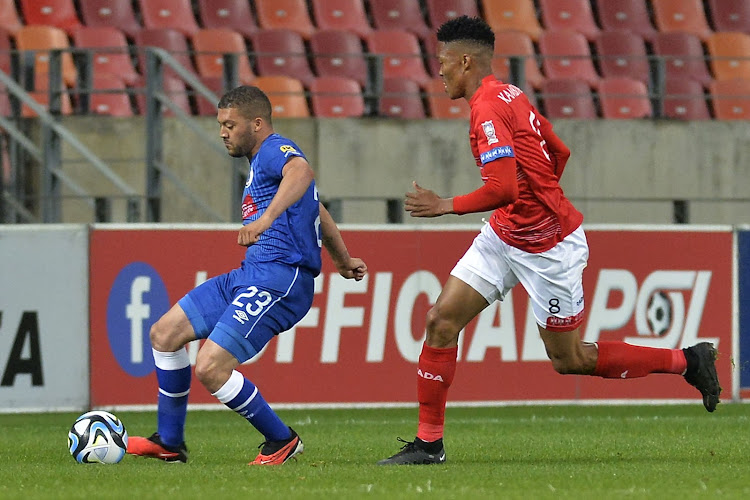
[337, 258, 367, 281]
[404, 181, 451, 218]
[237, 219, 269, 246]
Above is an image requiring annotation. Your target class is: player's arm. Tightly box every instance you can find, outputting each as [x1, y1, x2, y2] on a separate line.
[237, 156, 314, 246]
[319, 203, 367, 281]
[538, 114, 571, 178]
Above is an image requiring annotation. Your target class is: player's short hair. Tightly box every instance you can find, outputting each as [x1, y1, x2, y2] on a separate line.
[436, 15, 495, 49]
[218, 85, 273, 122]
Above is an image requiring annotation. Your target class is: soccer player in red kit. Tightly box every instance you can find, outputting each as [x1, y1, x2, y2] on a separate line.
[378, 15, 721, 466]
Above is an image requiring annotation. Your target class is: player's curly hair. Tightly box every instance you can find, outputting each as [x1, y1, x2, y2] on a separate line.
[436, 15, 495, 48]
[218, 85, 273, 121]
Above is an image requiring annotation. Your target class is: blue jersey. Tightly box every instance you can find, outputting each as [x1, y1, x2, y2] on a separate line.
[241, 133, 322, 275]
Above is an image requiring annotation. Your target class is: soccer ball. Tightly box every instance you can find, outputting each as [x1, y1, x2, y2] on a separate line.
[68, 410, 128, 464]
[646, 291, 672, 336]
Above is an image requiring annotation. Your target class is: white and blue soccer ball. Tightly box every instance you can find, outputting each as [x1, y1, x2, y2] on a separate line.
[68, 410, 128, 464]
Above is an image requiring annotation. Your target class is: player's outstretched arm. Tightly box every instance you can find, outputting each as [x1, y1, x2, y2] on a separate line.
[319, 203, 367, 281]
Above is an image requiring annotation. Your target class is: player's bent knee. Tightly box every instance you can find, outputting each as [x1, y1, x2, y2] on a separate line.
[424, 308, 460, 347]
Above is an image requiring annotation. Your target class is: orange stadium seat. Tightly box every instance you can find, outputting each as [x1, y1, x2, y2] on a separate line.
[595, 0, 656, 42]
[598, 77, 652, 119]
[134, 74, 192, 116]
[369, 0, 432, 42]
[492, 30, 544, 89]
[379, 77, 426, 118]
[538, 0, 600, 41]
[78, 0, 143, 38]
[540, 78, 597, 119]
[708, 0, 750, 33]
[706, 31, 750, 81]
[15, 25, 78, 87]
[366, 29, 432, 88]
[88, 73, 133, 116]
[538, 30, 600, 88]
[252, 75, 310, 118]
[134, 28, 196, 79]
[192, 28, 255, 84]
[481, 0, 543, 41]
[0, 1, 23, 35]
[662, 78, 710, 120]
[196, 0, 259, 39]
[652, 32, 712, 87]
[651, 0, 712, 41]
[137, 0, 200, 37]
[255, 0, 316, 40]
[424, 77, 470, 119]
[425, 0, 480, 29]
[20, 0, 82, 35]
[710, 78, 750, 120]
[73, 27, 140, 86]
[22, 72, 73, 117]
[595, 31, 649, 84]
[310, 0, 373, 39]
[250, 29, 316, 88]
[309, 76, 365, 117]
[310, 29, 368, 88]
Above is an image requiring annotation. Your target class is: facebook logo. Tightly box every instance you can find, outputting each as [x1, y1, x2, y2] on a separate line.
[106, 262, 170, 377]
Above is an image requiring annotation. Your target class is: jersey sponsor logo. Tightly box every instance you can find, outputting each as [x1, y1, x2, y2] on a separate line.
[280, 145, 300, 157]
[417, 369, 444, 382]
[242, 193, 258, 219]
[480, 145, 514, 164]
[481, 120, 499, 145]
[497, 84, 523, 104]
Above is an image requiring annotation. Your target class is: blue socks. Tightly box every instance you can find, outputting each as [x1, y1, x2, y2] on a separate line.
[153, 348, 191, 447]
[213, 370, 290, 442]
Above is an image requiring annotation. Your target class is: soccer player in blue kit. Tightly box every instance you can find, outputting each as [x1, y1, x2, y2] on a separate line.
[127, 85, 367, 465]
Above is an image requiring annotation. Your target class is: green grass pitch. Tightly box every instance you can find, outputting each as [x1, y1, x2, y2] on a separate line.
[0, 404, 748, 499]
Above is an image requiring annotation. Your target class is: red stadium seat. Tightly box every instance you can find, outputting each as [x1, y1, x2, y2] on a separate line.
[538, 30, 600, 88]
[492, 30, 545, 89]
[709, 78, 750, 120]
[424, 77, 470, 119]
[250, 29, 316, 88]
[481, 0, 543, 41]
[594, 31, 649, 84]
[598, 77, 652, 119]
[255, 0, 316, 40]
[0, 1, 23, 35]
[310, 0, 372, 39]
[369, 0, 432, 42]
[425, 0, 479, 29]
[705, 31, 750, 81]
[708, 0, 750, 33]
[137, 0, 200, 37]
[310, 29, 368, 88]
[662, 78, 710, 120]
[651, 0, 712, 41]
[15, 25, 78, 87]
[133, 74, 192, 116]
[252, 75, 310, 118]
[196, 0, 259, 39]
[379, 77, 426, 118]
[652, 32, 713, 87]
[133, 28, 196, 79]
[192, 28, 255, 84]
[595, 0, 656, 42]
[73, 27, 139, 86]
[88, 73, 133, 116]
[194, 75, 225, 116]
[540, 78, 597, 119]
[538, 0, 600, 41]
[366, 29, 432, 88]
[78, 0, 143, 38]
[0, 27, 12, 74]
[20, 0, 82, 35]
[309, 76, 365, 117]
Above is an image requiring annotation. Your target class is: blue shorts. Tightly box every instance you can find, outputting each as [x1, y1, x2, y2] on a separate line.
[178, 261, 315, 363]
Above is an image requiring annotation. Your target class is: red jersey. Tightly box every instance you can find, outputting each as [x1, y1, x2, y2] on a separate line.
[463, 75, 583, 253]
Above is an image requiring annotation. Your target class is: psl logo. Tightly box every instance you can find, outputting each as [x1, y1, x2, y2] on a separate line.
[583, 270, 718, 350]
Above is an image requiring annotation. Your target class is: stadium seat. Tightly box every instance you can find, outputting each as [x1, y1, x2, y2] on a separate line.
[250, 29, 317, 88]
[133, 28, 196, 79]
[196, 0, 259, 39]
[708, 0, 750, 33]
[424, 77, 470, 119]
[22, 72, 74, 117]
[598, 77, 652, 119]
[425, 0, 480, 29]
[14, 25, 78, 87]
[538, 30, 600, 88]
[661, 78, 710, 120]
[88, 73, 133, 116]
[137, 0, 200, 37]
[19, 0, 82, 35]
[78, 0, 143, 38]
[705, 31, 750, 81]
[309, 76, 365, 117]
[252, 75, 310, 118]
[255, 0, 316, 40]
[73, 27, 140, 86]
[538, 0, 600, 41]
[594, 31, 649, 84]
[192, 28, 255, 84]
[310, 0, 372, 39]
[492, 30, 544, 89]
[0, 27, 12, 74]
[423, 32, 442, 77]
[369, 0, 432, 42]
[194, 75, 225, 116]
[365, 29, 432, 88]
[540, 78, 597, 119]
[652, 32, 712, 87]
[133, 74, 192, 116]
[481, 0, 543, 41]
[709, 78, 750, 120]
[595, 0, 656, 42]
[310, 29, 368, 88]
[379, 77, 426, 118]
[0, 1, 23, 35]
[651, 0, 712, 41]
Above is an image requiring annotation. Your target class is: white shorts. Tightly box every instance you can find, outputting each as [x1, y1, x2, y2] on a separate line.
[451, 223, 589, 332]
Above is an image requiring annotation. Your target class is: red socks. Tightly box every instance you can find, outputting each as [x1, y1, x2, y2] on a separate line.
[593, 341, 687, 379]
[416, 344, 458, 442]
